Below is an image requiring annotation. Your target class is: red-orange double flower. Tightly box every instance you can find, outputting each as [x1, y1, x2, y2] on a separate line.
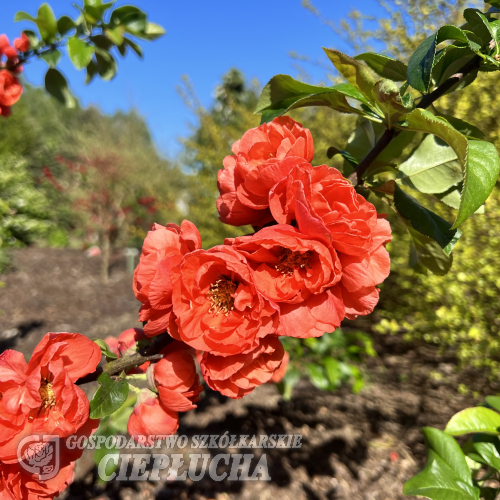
[133, 220, 201, 337]
[217, 117, 313, 227]
[170, 245, 279, 356]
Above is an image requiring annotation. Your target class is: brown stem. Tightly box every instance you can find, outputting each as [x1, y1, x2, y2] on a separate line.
[349, 55, 481, 186]
[76, 332, 174, 385]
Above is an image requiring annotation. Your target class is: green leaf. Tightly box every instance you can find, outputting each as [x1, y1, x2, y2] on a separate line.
[40, 48, 62, 68]
[463, 9, 495, 46]
[255, 75, 372, 123]
[407, 25, 469, 93]
[44, 68, 76, 108]
[123, 37, 142, 58]
[373, 78, 414, 122]
[86, 58, 98, 84]
[398, 135, 463, 194]
[327, 147, 358, 167]
[90, 34, 114, 51]
[404, 449, 479, 500]
[21, 30, 39, 50]
[485, 396, 500, 413]
[323, 48, 376, 103]
[423, 427, 473, 484]
[453, 140, 500, 228]
[93, 338, 118, 360]
[306, 364, 329, 390]
[36, 3, 58, 43]
[407, 225, 453, 275]
[57, 15, 76, 35]
[393, 182, 460, 249]
[446, 407, 500, 436]
[95, 50, 117, 80]
[436, 115, 484, 140]
[140, 22, 166, 40]
[432, 46, 477, 91]
[110, 5, 147, 32]
[89, 372, 129, 419]
[472, 434, 500, 471]
[105, 26, 125, 45]
[68, 37, 95, 71]
[323, 357, 341, 387]
[354, 52, 407, 81]
[15, 11, 36, 22]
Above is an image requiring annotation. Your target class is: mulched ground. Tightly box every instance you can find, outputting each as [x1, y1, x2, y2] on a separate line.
[0, 247, 493, 500]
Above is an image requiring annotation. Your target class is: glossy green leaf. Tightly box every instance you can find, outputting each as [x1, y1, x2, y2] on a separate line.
[446, 407, 500, 436]
[408, 225, 453, 275]
[68, 37, 95, 71]
[394, 183, 460, 249]
[354, 52, 407, 81]
[407, 25, 469, 93]
[255, 75, 372, 123]
[463, 9, 494, 46]
[327, 147, 358, 167]
[404, 449, 479, 500]
[44, 68, 76, 108]
[437, 115, 484, 140]
[89, 373, 129, 419]
[40, 48, 61, 68]
[485, 396, 500, 413]
[472, 434, 500, 471]
[432, 46, 476, 91]
[323, 48, 376, 102]
[454, 140, 500, 228]
[36, 4, 58, 43]
[86, 58, 98, 84]
[110, 5, 147, 32]
[57, 15, 76, 35]
[93, 338, 118, 360]
[398, 135, 463, 194]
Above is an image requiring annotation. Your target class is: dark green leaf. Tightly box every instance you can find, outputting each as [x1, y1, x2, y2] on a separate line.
[323, 48, 376, 103]
[255, 75, 372, 123]
[327, 147, 358, 167]
[86, 58, 98, 84]
[407, 225, 453, 275]
[454, 140, 500, 228]
[446, 407, 500, 436]
[110, 5, 147, 32]
[437, 115, 484, 140]
[89, 372, 129, 419]
[95, 50, 117, 80]
[354, 52, 407, 81]
[44, 68, 76, 108]
[463, 9, 494, 46]
[398, 135, 463, 194]
[393, 182, 460, 249]
[485, 396, 500, 413]
[123, 37, 142, 58]
[57, 15, 76, 35]
[36, 3, 58, 43]
[68, 37, 95, 70]
[40, 49, 62, 68]
[93, 338, 118, 360]
[90, 34, 114, 50]
[432, 46, 476, 90]
[407, 25, 469, 93]
[472, 434, 500, 471]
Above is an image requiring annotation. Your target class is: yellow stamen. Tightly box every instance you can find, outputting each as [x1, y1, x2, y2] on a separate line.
[208, 276, 238, 315]
[39, 378, 56, 409]
[276, 248, 312, 275]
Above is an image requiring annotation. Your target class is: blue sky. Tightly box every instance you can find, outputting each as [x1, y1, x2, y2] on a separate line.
[0, 0, 385, 156]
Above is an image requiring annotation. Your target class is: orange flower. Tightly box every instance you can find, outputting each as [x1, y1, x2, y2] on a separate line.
[201, 336, 285, 398]
[228, 224, 342, 304]
[170, 246, 279, 356]
[133, 220, 201, 337]
[151, 341, 203, 412]
[0, 70, 22, 109]
[0, 333, 101, 462]
[269, 351, 289, 383]
[127, 391, 179, 442]
[217, 117, 313, 227]
[14, 34, 30, 53]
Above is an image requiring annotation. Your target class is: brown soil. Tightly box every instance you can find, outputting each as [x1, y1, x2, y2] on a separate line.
[0, 248, 492, 500]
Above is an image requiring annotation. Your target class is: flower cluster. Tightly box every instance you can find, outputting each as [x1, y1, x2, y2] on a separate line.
[0, 333, 100, 499]
[0, 34, 27, 117]
[133, 117, 391, 411]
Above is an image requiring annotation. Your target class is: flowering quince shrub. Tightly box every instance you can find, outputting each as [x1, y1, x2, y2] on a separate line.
[3, 2, 500, 499]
